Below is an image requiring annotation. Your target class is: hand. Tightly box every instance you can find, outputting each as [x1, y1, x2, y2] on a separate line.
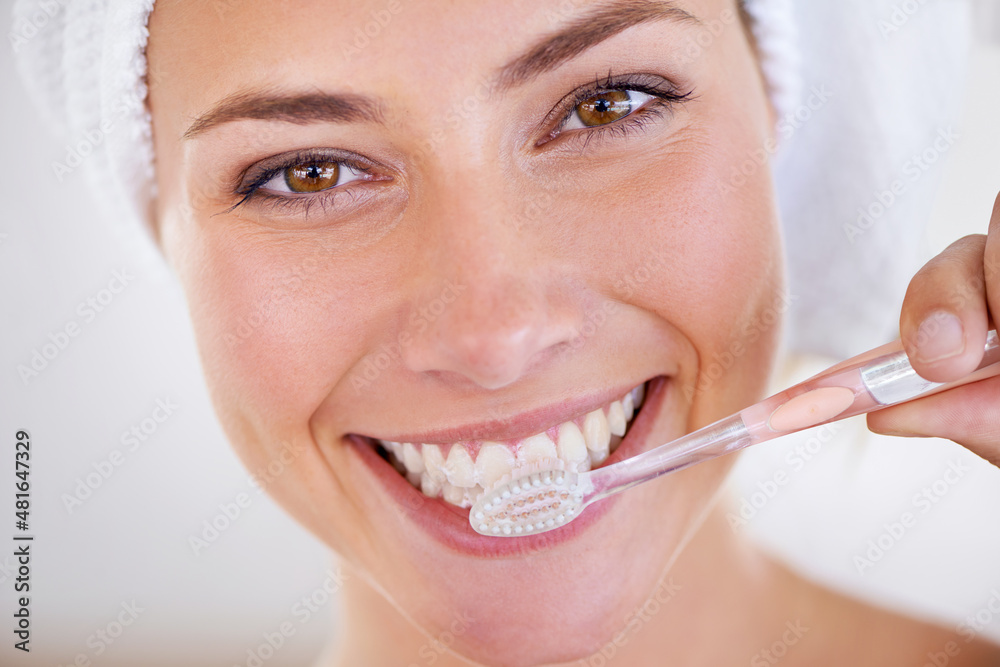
[867, 192, 1000, 468]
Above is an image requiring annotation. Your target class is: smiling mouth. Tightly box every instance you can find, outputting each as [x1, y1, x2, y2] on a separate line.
[358, 383, 647, 510]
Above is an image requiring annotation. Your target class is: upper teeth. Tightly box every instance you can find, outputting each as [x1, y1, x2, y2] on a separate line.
[377, 384, 645, 509]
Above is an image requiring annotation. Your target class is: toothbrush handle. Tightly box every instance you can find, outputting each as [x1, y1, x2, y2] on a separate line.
[739, 329, 1000, 438]
[590, 330, 1000, 501]
[857, 329, 1000, 404]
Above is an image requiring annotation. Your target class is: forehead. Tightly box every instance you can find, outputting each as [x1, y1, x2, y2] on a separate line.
[148, 0, 723, 106]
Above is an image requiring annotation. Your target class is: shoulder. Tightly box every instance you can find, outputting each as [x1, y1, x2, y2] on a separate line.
[809, 593, 1000, 667]
[939, 635, 1000, 667]
[771, 561, 1000, 666]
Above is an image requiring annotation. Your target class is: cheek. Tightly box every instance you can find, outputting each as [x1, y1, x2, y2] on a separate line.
[165, 224, 395, 556]
[653, 173, 783, 420]
[171, 226, 378, 432]
[557, 130, 784, 418]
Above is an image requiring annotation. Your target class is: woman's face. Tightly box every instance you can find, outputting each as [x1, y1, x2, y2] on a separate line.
[148, 0, 783, 662]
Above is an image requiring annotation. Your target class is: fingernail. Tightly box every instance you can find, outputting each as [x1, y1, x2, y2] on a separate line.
[914, 310, 965, 364]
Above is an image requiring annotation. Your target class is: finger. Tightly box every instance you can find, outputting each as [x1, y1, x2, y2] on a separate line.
[899, 234, 990, 383]
[868, 374, 1000, 467]
[984, 190, 1000, 329]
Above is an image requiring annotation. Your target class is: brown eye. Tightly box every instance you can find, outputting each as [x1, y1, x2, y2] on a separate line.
[284, 162, 340, 193]
[560, 89, 657, 135]
[575, 90, 634, 127]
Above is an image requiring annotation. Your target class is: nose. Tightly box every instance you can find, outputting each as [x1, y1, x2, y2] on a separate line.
[399, 174, 582, 390]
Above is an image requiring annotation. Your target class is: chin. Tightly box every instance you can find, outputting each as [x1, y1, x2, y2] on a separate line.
[324, 375, 736, 666]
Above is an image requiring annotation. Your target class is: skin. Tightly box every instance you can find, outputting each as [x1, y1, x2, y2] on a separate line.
[144, 0, 1000, 664]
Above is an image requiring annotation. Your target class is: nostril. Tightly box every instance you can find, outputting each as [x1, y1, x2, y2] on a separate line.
[401, 298, 580, 390]
[420, 325, 540, 390]
[396, 266, 592, 390]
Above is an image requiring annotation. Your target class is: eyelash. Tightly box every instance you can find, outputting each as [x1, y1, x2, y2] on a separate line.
[224, 148, 381, 218]
[542, 72, 694, 148]
[225, 73, 694, 216]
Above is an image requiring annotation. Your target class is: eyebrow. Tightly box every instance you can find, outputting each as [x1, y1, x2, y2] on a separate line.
[495, 0, 701, 92]
[182, 0, 698, 140]
[183, 88, 384, 139]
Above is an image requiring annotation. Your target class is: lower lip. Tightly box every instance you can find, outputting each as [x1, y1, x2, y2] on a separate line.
[345, 376, 671, 557]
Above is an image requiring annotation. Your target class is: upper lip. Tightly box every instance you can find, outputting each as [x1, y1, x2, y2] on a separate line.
[357, 379, 652, 446]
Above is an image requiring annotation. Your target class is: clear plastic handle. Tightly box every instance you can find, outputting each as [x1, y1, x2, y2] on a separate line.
[861, 329, 1000, 405]
[738, 329, 1000, 440]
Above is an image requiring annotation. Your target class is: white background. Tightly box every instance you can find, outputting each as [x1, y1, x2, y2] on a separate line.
[2, 2, 1000, 666]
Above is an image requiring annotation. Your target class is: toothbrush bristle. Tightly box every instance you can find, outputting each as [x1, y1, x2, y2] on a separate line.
[469, 458, 584, 537]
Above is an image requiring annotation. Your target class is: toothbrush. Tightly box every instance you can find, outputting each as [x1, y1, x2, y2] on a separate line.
[470, 330, 1000, 537]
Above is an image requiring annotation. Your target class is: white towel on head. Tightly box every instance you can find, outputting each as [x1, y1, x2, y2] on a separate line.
[10, 0, 973, 359]
[772, 0, 971, 357]
[12, 0, 161, 271]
